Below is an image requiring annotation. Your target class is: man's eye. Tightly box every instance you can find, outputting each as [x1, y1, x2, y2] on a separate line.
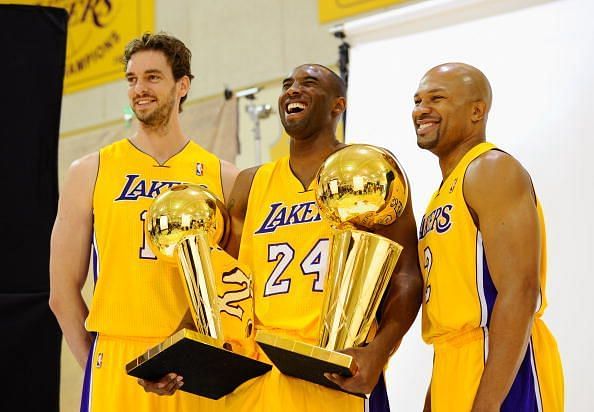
[432, 96, 444, 101]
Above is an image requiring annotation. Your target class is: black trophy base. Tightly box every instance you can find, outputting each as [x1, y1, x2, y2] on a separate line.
[126, 329, 271, 399]
[255, 331, 365, 398]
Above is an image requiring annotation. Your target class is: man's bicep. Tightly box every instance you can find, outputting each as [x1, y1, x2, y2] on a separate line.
[374, 187, 423, 331]
[51, 157, 96, 287]
[50, 213, 92, 288]
[465, 155, 540, 292]
[227, 166, 260, 220]
[224, 166, 259, 258]
[221, 160, 240, 204]
[377, 191, 420, 275]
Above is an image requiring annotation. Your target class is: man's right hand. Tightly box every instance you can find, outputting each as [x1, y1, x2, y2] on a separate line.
[138, 373, 184, 396]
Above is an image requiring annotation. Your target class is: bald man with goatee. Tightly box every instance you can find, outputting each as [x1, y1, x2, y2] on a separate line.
[413, 63, 564, 412]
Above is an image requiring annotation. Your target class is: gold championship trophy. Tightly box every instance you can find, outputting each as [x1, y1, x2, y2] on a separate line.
[255, 144, 408, 396]
[126, 184, 271, 399]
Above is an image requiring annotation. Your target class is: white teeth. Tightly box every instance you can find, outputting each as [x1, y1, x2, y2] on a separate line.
[287, 102, 306, 113]
[418, 122, 434, 130]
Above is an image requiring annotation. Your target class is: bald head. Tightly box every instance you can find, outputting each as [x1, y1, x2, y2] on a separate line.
[423, 63, 492, 112]
[413, 62, 493, 153]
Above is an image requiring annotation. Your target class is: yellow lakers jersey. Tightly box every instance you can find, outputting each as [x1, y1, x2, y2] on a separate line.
[87, 139, 252, 341]
[419, 142, 549, 343]
[239, 156, 332, 344]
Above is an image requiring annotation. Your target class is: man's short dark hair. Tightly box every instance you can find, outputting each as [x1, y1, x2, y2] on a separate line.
[124, 32, 194, 111]
[311, 64, 347, 98]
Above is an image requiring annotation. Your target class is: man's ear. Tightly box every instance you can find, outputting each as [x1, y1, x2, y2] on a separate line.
[332, 96, 346, 116]
[471, 100, 487, 122]
[178, 75, 191, 98]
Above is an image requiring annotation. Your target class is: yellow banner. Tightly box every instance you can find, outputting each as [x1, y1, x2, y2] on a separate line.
[5, 0, 154, 94]
[319, 0, 411, 23]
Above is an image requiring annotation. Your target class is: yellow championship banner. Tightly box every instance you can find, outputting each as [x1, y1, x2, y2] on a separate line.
[5, 0, 154, 94]
[319, 0, 411, 23]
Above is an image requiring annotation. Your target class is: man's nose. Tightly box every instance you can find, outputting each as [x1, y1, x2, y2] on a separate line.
[286, 83, 301, 96]
[413, 103, 431, 117]
[134, 79, 149, 95]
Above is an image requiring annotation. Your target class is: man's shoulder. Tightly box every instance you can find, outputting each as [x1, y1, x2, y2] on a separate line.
[467, 149, 526, 180]
[464, 148, 534, 206]
[185, 139, 219, 159]
[247, 157, 288, 184]
[98, 138, 132, 157]
[70, 150, 99, 173]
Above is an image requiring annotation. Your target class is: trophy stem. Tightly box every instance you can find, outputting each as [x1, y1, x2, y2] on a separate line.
[319, 229, 403, 351]
[177, 233, 223, 344]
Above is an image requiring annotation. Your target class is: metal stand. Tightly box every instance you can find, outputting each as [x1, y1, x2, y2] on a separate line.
[224, 86, 273, 165]
[330, 24, 350, 129]
[245, 98, 272, 165]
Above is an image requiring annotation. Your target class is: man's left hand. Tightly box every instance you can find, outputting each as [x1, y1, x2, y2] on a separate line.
[323, 345, 385, 395]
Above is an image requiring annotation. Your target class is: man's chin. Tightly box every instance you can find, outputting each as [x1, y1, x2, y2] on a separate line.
[136, 110, 170, 128]
[137, 115, 153, 125]
[282, 121, 306, 136]
[133, 109, 151, 122]
[417, 135, 438, 150]
[138, 116, 164, 128]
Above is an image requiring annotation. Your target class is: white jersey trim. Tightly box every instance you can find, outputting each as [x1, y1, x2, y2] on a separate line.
[476, 231, 488, 328]
[529, 338, 544, 412]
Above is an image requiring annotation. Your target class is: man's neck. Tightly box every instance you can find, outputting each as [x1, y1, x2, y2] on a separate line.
[132, 119, 189, 164]
[289, 131, 344, 188]
[438, 135, 485, 180]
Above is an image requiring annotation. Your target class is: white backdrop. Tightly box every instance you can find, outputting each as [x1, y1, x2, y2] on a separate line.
[344, 0, 594, 410]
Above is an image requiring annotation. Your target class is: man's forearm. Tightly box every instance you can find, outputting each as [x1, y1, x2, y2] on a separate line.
[473, 292, 536, 410]
[50, 293, 92, 368]
[371, 270, 423, 357]
[323, 268, 422, 394]
[68, 322, 93, 368]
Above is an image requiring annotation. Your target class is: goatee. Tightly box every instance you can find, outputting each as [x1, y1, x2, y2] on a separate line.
[134, 87, 176, 127]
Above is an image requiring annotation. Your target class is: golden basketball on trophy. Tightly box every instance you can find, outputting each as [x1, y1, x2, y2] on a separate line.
[256, 144, 408, 396]
[126, 184, 270, 399]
